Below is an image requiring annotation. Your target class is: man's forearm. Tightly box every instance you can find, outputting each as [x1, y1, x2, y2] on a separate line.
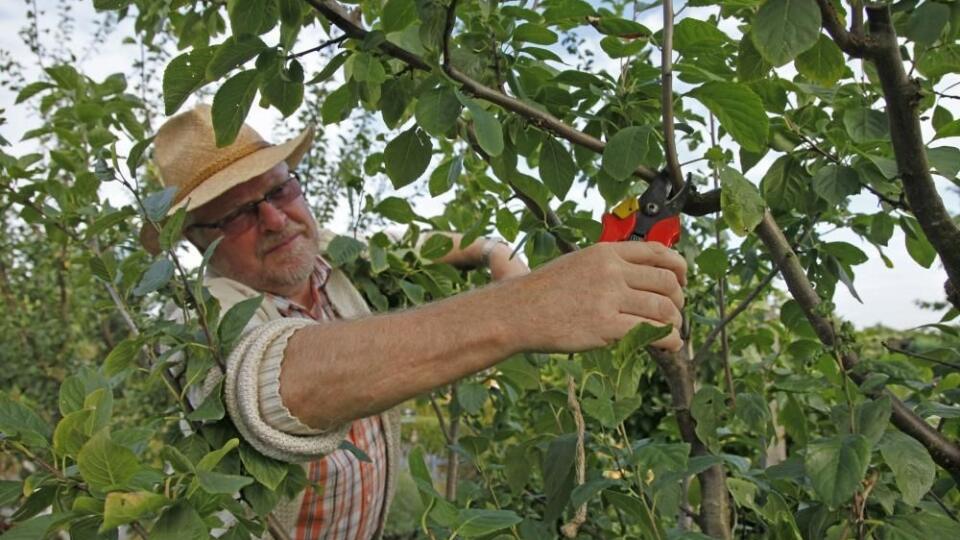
[278, 281, 519, 429]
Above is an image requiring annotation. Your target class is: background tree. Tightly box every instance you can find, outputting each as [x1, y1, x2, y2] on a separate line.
[2, 0, 960, 539]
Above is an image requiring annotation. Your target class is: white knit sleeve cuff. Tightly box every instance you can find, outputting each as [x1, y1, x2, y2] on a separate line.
[258, 329, 325, 435]
[224, 318, 350, 463]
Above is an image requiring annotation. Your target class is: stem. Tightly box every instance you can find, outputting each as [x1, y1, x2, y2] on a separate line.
[693, 270, 776, 365]
[708, 114, 734, 404]
[865, 6, 960, 311]
[287, 35, 347, 60]
[755, 211, 960, 475]
[660, 0, 683, 191]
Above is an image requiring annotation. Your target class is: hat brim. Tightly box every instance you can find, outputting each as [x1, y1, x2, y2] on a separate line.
[139, 125, 315, 255]
[169, 124, 315, 213]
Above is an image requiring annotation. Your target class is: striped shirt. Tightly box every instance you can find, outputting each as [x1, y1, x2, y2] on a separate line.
[269, 257, 389, 540]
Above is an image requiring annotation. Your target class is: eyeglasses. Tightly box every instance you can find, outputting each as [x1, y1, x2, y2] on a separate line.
[189, 171, 304, 237]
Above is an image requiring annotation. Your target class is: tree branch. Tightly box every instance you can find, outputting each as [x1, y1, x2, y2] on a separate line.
[286, 34, 347, 60]
[755, 211, 960, 476]
[304, 0, 724, 215]
[660, 0, 684, 192]
[693, 269, 777, 365]
[648, 347, 732, 538]
[815, 0, 872, 57]
[865, 6, 960, 310]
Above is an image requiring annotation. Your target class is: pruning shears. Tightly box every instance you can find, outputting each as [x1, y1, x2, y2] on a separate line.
[599, 174, 688, 247]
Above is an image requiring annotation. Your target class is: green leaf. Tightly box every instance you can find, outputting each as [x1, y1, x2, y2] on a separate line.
[856, 396, 891, 447]
[2, 514, 61, 540]
[462, 98, 504, 157]
[239, 444, 289, 490]
[695, 247, 728, 278]
[326, 235, 366, 266]
[348, 52, 387, 84]
[928, 146, 960, 178]
[0, 394, 52, 447]
[103, 337, 141, 377]
[399, 279, 426, 305]
[420, 234, 454, 260]
[101, 491, 169, 532]
[805, 434, 870, 507]
[752, 0, 822, 66]
[321, 83, 356, 124]
[54, 410, 92, 457]
[211, 69, 260, 147]
[496, 207, 520, 242]
[384, 127, 432, 188]
[602, 126, 654, 181]
[218, 295, 263, 347]
[197, 438, 240, 471]
[59, 368, 110, 416]
[15, 81, 55, 104]
[429, 155, 462, 196]
[78, 430, 141, 491]
[415, 86, 462, 136]
[843, 106, 889, 144]
[197, 470, 254, 494]
[737, 32, 771, 82]
[688, 82, 768, 152]
[206, 35, 266, 79]
[879, 432, 936, 506]
[375, 196, 419, 223]
[812, 164, 861, 205]
[228, 0, 264, 35]
[307, 51, 348, 85]
[513, 23, 558, 45]
[383, 0, 418, 33]
[634, 442, 690, 473]
[261, 61, 304, 117]
[150, 501, 208, 540]
[720, 167, 765, 236]
[456, 382, 488, 415]
[761, 155, 807, 210]
[163, 47, 215, 115]
[906, 1, 950, 46]
[143, 186, 178, 221]
[796, 35, 845, 85]
[456, 509, 523, 538]
[0, 480, 21, 507]
[539, 136, 576, 200]
[186, 380, 225, 421]
[133, 257, 175, 296]
[691, 385, 726, 451]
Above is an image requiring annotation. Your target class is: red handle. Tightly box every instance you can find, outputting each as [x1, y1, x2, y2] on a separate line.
[599, 213, 681, 247]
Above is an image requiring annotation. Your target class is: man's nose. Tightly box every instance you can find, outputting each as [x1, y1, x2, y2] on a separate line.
[257, 201, 288, 231]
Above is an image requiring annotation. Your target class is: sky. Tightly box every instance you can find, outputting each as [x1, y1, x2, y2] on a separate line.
[1, 0, 958, 330]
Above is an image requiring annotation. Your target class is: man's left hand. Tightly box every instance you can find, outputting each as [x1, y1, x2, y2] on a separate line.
[488, 243, 530, 281]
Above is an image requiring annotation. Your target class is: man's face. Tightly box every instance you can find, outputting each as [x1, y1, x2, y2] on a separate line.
[187, 162, 319, 295]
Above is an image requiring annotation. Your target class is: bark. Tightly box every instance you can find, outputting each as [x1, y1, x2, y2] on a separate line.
[755, 212, 960, 476]
[650, 347, 732, 539]
[865, 7, 960, 311]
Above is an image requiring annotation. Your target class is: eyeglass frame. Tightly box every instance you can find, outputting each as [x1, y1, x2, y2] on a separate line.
[187, 170, 305, 236]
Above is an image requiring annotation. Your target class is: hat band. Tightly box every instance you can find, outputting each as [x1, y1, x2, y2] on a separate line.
[172, 140, 273, 206]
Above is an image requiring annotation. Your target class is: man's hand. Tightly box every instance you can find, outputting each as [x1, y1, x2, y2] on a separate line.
[488, 243, 530, 281]
[498, 241, 687, 352]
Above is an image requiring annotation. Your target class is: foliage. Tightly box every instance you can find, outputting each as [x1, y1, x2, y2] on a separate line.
[2, 0, 960, 538]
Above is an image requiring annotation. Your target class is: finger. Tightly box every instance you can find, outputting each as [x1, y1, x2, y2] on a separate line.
[611, 242, 688, 286]
[622, 266, 685, 310]
[618, 290, 682, 329]
[651, 328, 683, 352]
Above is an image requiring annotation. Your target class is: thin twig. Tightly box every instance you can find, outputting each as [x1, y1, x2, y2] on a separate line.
[660, 0, 683, 191]
[882, 341, 960, 371]
[286, 35, 347, 60]
[693, 269, 777, 365]
[428, 393, 453, 445]
[708, 114, 734, 403]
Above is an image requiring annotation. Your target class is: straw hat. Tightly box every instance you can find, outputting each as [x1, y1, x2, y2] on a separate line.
[141, 104, 314, 252]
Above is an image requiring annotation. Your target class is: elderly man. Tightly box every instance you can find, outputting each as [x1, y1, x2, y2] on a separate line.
[151, 105, 686, 539]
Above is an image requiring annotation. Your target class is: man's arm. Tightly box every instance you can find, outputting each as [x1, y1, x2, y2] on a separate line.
[424, 232, 529, 280]
[279, 241, 687, 430]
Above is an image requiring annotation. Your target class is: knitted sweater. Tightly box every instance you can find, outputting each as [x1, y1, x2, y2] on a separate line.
[203, 229, 401, 539]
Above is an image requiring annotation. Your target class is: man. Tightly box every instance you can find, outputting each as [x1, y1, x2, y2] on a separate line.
[150, 105, 686, 539]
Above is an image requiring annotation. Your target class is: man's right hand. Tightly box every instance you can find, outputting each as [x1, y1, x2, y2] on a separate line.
[499, 242, 688, 353]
